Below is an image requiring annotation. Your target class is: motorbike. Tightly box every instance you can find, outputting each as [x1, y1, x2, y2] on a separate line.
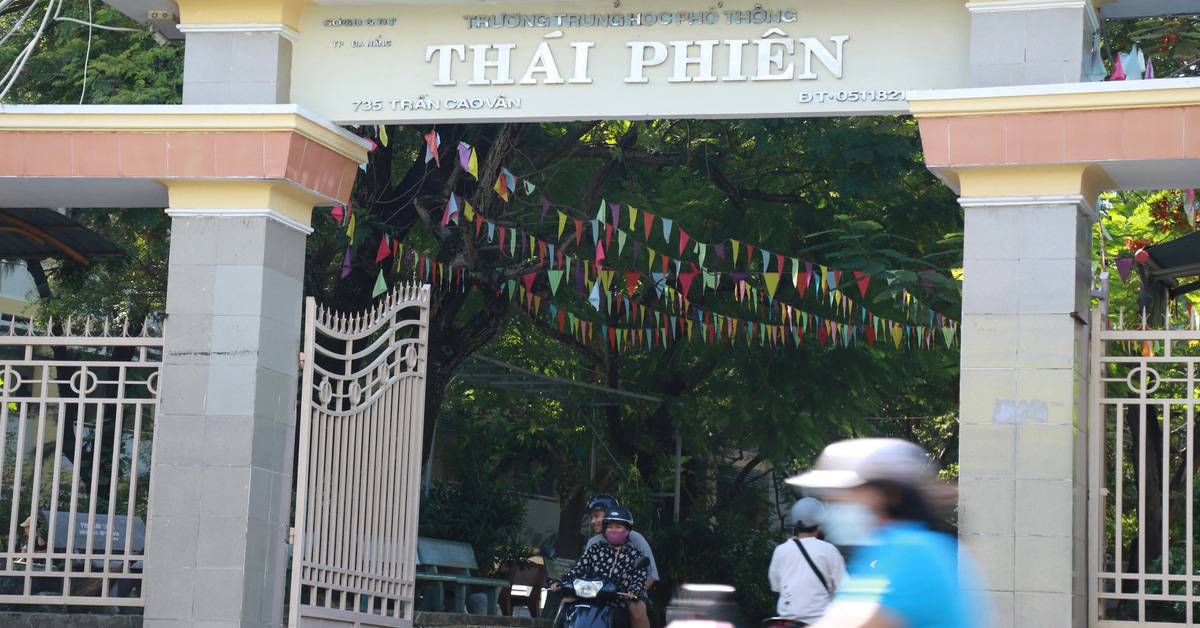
[759, 618, 807, 628]
[544, 546, 650, 628]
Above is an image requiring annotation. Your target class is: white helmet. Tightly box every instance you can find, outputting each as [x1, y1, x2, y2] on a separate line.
[790, 497, 825, 528]
[787, 438, 934, 490]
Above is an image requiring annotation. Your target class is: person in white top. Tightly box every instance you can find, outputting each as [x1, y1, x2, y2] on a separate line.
[768, 498, 848, 626]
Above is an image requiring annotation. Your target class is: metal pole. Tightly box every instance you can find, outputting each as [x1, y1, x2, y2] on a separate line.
[674, 428, 681, 522]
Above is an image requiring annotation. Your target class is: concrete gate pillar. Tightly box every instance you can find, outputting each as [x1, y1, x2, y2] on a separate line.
[954, 184, 1096, 628]
[966, 0, 1098, 88]
[140, 120, 366, 626]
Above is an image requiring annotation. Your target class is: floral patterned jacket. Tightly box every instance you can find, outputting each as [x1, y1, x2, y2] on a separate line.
[561, 540, 649, 608]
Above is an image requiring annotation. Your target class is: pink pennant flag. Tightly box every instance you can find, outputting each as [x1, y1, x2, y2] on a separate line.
[376, 236, 391, 263]
[522, 272, 537, 294]
[541, 197, 551, 224]
[364, 138, 378, 153]
[678, 230, 690, 256]
[1110, 54, 1126, 81]
[596, 240, 606, 262]
[854, 271, 870, 298]
[331, 205, 344, 224]
[424, 130, 441, 166]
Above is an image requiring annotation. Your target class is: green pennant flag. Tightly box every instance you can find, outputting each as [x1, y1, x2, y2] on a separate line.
[372, 270, 387, 298]
[618, 230, 627, 256]
[507, 280, 518, 301]
[597, 199, 607, 222]
[698, 244, 707, 268]
[548, 270, 565, 296]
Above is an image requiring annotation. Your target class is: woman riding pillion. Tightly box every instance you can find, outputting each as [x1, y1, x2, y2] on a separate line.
[550, 506, 650, 613]
[789, 439, 992, 628]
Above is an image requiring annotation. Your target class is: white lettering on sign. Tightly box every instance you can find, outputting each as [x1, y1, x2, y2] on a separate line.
[428, 32, 848, 87]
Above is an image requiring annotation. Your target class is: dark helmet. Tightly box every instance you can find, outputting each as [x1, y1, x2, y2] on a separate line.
[587, 494, 619, 514]
[602, 506, 634, 530]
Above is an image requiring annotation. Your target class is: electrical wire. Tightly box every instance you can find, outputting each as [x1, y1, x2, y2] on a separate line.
[0, 0, 42, 48]
[77, 0, 90, 104]
[55, 16, 140, 33]
[0, 0, 61, 101]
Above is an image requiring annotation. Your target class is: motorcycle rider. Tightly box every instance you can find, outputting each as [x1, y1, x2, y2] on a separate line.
[788, 438, 991, 628]
[551, 506, 650, 612]
[768, 498, 847, 626]
[584, 495, 657, 628]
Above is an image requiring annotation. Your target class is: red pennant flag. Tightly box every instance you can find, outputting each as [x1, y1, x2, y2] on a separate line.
[605, 222, 614, 248]
[331, 205, 344, 224]
[643, 212, 655, 240]
[679, 230, 690, 256]
[661, 253, 669, 275]
[574, 219, 584, 246]
[558, 309, 567, 332]
[775, 254, 784, 273]
[625, 271, 641, 297]
[679, 272, 698, 300]
[538, 240, 547, 264]
[522, 272, 537, 294]
[475, 214, 484, 238]
[854, 271, 871, 298]
[424, 131, 440, 166]
[376, 236, 391, 263]
[499, 227, 507, 252]
[745, 244, 755, 265]
[866, 326, 876, 346]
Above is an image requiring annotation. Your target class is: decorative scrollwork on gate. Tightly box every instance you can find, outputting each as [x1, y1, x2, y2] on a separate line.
[290, 284, 431, 628]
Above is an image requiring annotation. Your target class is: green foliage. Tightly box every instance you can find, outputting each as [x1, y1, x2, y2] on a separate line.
[418, 414, 535, 576]
[0, 4, 182, 105]
[31, 208, 170, 327]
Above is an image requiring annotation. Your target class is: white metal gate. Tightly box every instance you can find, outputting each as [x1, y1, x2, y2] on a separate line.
[0, 316, 160, 606]
[1089, 309, 1199, 626]
[290, 284, 431, 628]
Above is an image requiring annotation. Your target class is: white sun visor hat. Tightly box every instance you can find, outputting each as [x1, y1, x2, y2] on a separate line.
[787, 438, 934, 490]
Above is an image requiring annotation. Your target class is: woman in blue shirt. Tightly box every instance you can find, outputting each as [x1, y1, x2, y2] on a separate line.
[787, 438, 991, 628]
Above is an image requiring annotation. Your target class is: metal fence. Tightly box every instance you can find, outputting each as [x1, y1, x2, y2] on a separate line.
[0, 316, 160, 607]
[290, 284, 430, 627]
[1090, 307, 1199, 626]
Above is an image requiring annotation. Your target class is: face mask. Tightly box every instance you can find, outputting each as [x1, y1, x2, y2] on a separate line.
[821, 502, 880, 546]
[605, 529, 630, 545]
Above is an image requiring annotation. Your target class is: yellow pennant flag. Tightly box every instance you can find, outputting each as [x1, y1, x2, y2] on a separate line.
[629, 206, 638, 231]
[558, 211, 568, 238]
[379, 125, 390, 147]
[892, 324, 904, 348]
[467, 148, 478, 179]
[600, 270, 615, 292]
[346, 213, 357, 244]
[763, 272, 781, 299]
[732, 240, 740, 264]
[463, 201, 474, 221]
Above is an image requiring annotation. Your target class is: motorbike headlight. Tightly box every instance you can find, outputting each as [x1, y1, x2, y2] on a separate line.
[573, 579, 602, 598]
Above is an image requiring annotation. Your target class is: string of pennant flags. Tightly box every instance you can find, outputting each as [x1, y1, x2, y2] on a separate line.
[335, 128, 960, 351]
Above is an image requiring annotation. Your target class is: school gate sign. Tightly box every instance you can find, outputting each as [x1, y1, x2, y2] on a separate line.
[290, 0, 970, 123]
[0, 0, 1195, 627]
